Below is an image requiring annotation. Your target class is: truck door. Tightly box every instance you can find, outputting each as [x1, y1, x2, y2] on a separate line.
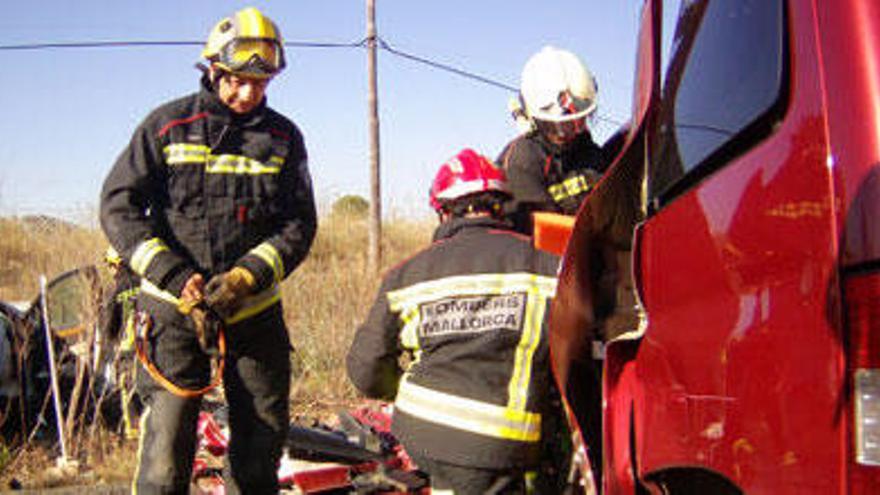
[633, 0, 843, 492]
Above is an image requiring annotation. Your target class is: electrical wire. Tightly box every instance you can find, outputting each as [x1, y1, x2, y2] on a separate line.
[0, 39, 365, 50]
[375, 37, 518, 92]
[0, 36, 626, 126]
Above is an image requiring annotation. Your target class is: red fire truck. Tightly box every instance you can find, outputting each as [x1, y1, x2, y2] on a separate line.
[549, 0, 880, 493]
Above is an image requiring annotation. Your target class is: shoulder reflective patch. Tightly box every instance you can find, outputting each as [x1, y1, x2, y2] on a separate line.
[418, 293, 526, 338]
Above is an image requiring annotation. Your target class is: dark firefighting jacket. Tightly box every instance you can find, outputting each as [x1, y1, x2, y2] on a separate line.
[99, 266, 140, 351]
[347, 217, 560, 468]
[100, 76, 317, 322]
[497, 131, 608, 232]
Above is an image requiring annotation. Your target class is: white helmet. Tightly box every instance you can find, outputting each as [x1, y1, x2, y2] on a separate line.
[520, 46, 597, 124]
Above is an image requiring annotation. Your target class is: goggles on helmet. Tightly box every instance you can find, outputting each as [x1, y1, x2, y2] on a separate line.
[217, 38, 285, 78]
[534, 116, 588, 144]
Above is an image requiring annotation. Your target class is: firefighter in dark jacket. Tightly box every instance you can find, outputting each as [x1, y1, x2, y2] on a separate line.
[99, 7, 317, 494]
[347, 148, 560, 494]
[498, 46, 610, 234]
[98, 246, 142, 439]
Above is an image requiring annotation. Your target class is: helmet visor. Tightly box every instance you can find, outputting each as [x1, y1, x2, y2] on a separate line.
[221, 38, 284, 76]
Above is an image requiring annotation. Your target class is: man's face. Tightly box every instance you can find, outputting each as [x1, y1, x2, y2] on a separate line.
[535, 117, 588, 147]
[216, 71, 271, 114]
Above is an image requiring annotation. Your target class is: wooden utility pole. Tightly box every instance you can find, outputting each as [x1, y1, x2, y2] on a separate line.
[366, 0, 382, 274]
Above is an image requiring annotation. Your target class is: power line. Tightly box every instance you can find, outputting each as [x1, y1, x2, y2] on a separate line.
[0, 39, 365, 51]
[375, 37, 518, 92]
[0, 36, 625, 126]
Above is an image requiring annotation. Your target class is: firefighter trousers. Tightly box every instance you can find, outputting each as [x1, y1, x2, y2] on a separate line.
[409, 453, 532, 495]
[133, 297, 291, 495]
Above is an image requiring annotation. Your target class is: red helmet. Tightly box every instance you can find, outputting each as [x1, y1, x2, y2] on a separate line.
[429, 148, 509, 212]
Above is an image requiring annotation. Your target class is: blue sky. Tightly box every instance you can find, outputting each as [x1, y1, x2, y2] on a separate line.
[0, 1, 643, 223]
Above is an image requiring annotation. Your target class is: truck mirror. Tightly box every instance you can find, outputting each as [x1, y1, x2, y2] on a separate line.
[44, 266, 99, 339]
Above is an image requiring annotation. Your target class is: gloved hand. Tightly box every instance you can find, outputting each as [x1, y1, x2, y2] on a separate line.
[204, 267, 257, 319]
[175, 274, 221, 355]
[189, 305, 222, 357]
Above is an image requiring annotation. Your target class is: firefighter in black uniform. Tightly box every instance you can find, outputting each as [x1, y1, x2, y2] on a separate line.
[498, 46, 610, 234]
[347, 148, 560, 494]
[99, 7, 317, 494]
[98, 246, 142, 440]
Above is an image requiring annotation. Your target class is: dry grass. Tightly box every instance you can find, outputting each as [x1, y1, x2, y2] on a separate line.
[0, 212, 435, 489]
[0, 216, 107, 302]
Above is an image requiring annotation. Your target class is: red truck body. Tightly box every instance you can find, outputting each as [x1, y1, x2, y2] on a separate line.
[550, 0, 880, 492]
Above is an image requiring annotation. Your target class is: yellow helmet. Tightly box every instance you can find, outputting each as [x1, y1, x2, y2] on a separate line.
[202, 7, 286, 79]
[104, 246, 122, 266]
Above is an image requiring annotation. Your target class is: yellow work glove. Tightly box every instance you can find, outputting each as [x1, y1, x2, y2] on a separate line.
[177, 294, 220, 355]
[204, 267, 257, 319]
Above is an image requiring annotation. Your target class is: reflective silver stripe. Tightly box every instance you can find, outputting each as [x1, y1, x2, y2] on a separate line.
[387, 273, 556, 310]
[206, 154, 280, 175]
[140, 279, 280, 324]
[130, 238, 169, 276]
[396, 379, 541, 442]
[164, 143, 209, 165]
[250, 242, 284, 282]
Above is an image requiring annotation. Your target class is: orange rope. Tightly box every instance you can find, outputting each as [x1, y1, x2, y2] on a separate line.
[134, 313, 226, 398]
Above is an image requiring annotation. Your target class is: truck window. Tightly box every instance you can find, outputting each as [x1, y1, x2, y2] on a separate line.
[650, 0, 788, 206]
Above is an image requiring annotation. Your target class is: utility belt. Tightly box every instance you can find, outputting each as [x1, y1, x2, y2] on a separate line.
[140, 279, 280, 324]
[134, 308, 225, 399]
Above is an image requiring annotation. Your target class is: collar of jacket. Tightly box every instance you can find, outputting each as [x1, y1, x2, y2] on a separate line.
[432, 216, 512, 242]
[197, 74, 268, 128]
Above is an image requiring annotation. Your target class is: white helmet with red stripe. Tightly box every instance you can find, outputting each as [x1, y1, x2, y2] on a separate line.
[429, 148, 509, 213]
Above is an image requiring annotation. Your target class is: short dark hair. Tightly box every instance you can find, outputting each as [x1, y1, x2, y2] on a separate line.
[439, 191, 509, 218]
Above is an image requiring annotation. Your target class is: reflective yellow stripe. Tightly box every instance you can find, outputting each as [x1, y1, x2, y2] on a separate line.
[130, 238, 169, 276]
[508, 293, 546, 412]
[396, 379, 541, 442]
[164, 143, 210, 165]
[387, 273, 557, 310]
[250, 242, 284, 282]
[398, 305, 420, 350]
[132, 404, 151, 495]
[224, 286, 281, 324]
[548, 174, 591, 202]
[140, 279, 280, 324]
[162, 143, 282, 175]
